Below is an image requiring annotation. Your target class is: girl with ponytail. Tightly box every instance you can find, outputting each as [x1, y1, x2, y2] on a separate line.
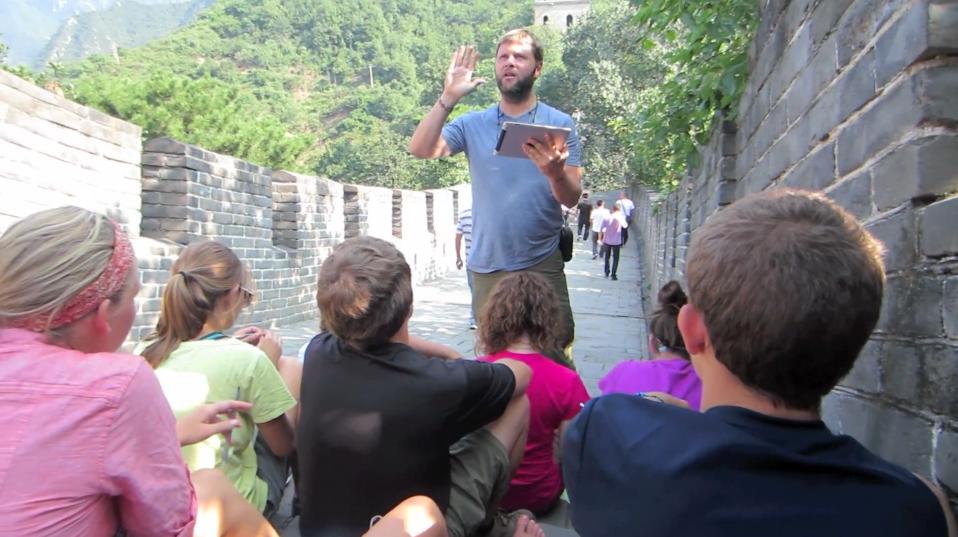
[138, 240, 299, 517]
[599, 280, 703, 410]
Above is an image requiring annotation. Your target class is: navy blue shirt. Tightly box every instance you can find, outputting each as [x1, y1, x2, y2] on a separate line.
[563, 394, 947, 537]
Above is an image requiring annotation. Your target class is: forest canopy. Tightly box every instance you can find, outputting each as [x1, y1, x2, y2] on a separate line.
[2, 0, 757, 193]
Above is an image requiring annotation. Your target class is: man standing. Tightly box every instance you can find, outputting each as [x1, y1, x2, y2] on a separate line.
[409, 29, 583, 350]
[455, 207, 476, 329]
[618, 191, 635, 246]
[589, 199, 609, 260]
[576, 192, 592, 240]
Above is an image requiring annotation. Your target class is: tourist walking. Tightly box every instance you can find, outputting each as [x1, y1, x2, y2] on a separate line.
[576, 192, 592, 240]
[600, 202, 628, 280]
[589, 200, 609, 260]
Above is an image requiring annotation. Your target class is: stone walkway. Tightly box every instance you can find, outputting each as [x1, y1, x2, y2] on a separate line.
[270, 235, 648, 535]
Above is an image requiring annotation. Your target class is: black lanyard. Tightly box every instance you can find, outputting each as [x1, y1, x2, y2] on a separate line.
[497, 100, 539, 130]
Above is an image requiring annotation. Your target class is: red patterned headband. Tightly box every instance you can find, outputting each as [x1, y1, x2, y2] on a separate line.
[11, 220, 135, 332]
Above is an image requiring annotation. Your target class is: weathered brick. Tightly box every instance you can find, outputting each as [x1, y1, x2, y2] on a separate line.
[143, 137, 187, 154]
[841, 339, 882, 393]
[873, 135, 958, 210]
[920, 195, 958, 257]
[821, 392, 933, 474]
[826, 169, 872, 219]
[946, 277, 958, 340]
[809, 0, 855, 48]
[836, 0, 908, 69]
[784, 142, 835, 190]
[865, 206, 916, 272]
[838, 49, 876, 120]
[878, 274, 944, 338]
[878, 340, 923, 405]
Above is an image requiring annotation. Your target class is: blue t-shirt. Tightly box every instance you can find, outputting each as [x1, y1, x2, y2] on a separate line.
[442, 102, 581, 272]
[563, 394, 947, 537]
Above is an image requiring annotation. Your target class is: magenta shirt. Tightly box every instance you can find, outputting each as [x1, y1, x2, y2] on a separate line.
[480, 350, 590, 513]
[0, 329, 196, 537]
[599, 358, 703, 411]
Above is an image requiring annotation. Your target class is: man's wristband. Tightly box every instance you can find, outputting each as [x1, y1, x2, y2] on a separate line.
[437, 97, 455, 113]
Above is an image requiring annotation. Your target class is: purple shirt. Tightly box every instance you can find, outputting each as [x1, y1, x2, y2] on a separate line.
[598, 358, 703, 411]
[600, 212, 628, 246]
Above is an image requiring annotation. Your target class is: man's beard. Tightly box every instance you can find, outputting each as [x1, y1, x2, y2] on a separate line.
[497, 71, 536, 103]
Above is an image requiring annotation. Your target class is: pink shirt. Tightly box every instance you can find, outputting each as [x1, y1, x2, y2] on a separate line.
[0, 329, 196, 537]
[599, 358, 703, 411]
[480, 350, 590, 513]
[600, 212, 628, 246]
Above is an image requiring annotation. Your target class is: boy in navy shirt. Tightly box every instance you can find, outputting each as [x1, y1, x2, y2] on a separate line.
[563, 189, 956, 537]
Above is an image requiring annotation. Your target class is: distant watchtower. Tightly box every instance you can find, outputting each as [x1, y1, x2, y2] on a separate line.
[534, 0, 591, 32]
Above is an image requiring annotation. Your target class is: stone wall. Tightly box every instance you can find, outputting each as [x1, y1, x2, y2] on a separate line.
[0, 69, 142, 234]
[629, 0, 958, 506]
[0, 71, 469, 345]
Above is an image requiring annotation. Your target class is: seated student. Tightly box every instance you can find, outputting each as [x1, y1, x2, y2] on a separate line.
[297, 236, 535, 537]
[598, 280, 702, 410]
[562, 190, 957, 537]
[0, 207, 279, 536]
[476, 272, 589, 515]
[137, 240, 299, 517]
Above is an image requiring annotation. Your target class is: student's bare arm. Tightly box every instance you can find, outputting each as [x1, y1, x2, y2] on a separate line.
[258, 415, 295, 456]
[494, 358, 531, 398]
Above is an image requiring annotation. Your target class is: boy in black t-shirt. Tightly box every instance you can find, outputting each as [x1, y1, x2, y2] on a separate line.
[297, 236, 533, 537]
[564, 189, 957, 537]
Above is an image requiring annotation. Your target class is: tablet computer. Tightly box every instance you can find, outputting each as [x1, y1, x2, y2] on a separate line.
[494, 121, 572, 159]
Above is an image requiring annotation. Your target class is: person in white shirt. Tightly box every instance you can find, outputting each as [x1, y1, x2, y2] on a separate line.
[589, 200, 610, 260]
[618, 192, 635, 246]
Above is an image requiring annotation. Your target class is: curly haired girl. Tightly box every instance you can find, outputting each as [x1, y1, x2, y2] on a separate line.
[477, 271, 590, 515]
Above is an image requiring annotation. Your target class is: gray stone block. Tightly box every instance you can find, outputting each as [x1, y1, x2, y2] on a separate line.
[809, 0, 855, 48]
[769, 24, 812, 102]
[920, 194, 958, 257]
[784, 142, 835, 190]
[836, 77, 921, 177]
[946, 277, 958, 339]
[873, 135, 958, 211]
[841, 339, 882, 393]
[821, 392, 933, 474]
[878, 274, 944, 338]
[936, 428, 958, 494]
[878, 340, 923, 405]
[827, 169, 872, 219]
[144, 137, 187, 154]
[874, 0, 950, 86]
[837, 0, 908, 69]
[838, 49, 876, 120]
[865, 206, 916, 273]
[920, 345, 958, 415]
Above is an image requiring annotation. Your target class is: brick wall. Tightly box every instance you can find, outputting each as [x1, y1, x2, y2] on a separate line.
[629, 0, 958, 506]
[0, 70, 142, 234]
[0, 72, 468, 348]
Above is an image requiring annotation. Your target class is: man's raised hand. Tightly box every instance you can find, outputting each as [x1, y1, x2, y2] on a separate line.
[444, 46, 486, 103]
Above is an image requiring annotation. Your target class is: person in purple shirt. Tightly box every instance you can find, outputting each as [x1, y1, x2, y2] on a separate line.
[599, 202, 628, 281]
[599, 280, 702, 410]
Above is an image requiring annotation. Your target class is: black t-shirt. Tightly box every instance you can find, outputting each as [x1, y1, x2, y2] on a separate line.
[563, 394, 948, 537]
[577, 201, 592, 223]
[297, 332, 516, 537]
